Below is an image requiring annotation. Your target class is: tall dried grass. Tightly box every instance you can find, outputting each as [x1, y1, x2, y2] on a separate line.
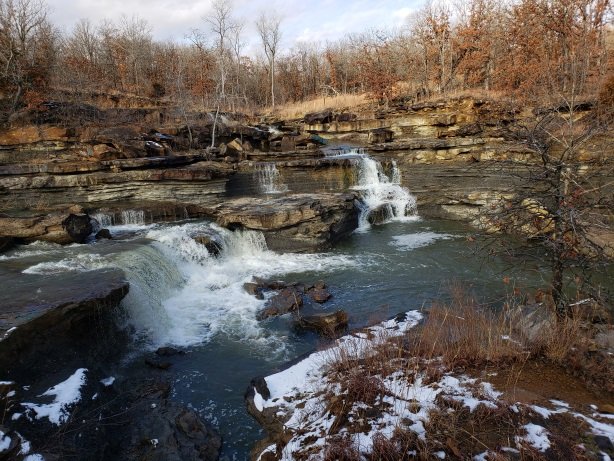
[267, 93, 369, 120]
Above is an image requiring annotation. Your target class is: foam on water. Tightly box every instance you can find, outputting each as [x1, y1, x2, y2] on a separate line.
[390, 232, 455, 250]
[22, 253, 108, 274]
[0, 241, 64, 261]
[136, 222, 363, 347]
[20, 221, 364, 349]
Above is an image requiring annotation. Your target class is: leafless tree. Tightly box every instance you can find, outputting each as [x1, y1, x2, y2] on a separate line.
[256, 12, 281, 108]
[0, 0, 52, 117]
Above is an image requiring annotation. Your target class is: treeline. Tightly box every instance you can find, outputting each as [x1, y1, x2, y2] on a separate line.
[0, 0, 612, 122]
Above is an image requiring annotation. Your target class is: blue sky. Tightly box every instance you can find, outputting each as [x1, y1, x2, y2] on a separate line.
[47, 0, 422, 50]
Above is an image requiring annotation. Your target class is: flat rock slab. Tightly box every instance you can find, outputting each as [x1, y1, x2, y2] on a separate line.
[206, 192, 360, 252]
[0, 268, 128, 337]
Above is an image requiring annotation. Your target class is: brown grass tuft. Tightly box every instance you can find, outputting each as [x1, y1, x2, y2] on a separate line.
[268, 93, 369, 120]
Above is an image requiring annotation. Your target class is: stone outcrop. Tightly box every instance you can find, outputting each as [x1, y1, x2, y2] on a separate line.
[256, 287, 304, 320]
[294, 310, 348, 336]
[0, 205, 98, 245]
[206, 193, 360, 252]
[0, 268, 129, 374]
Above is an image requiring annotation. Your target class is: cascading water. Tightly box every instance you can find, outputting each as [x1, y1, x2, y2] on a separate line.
[92, 209, 146, 227]
[324, 146, 418, 230]
[354, 156, 418, 230]
[20, 221, 362, 349]
[255, 163, 288, 194]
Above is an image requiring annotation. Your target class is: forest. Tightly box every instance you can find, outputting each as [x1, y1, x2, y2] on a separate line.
[0, 0, 612, 122]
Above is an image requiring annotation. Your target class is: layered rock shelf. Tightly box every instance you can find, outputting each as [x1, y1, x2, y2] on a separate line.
[205, 192, 360, 252]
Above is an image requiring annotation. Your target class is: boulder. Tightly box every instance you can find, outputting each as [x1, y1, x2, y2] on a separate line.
[145, 140, 165, 156]
[243, 282, 264, 300]
[367, 203, 394, 225]
[193, 234, 222, 257]
[95, 228, 112, 240]
[155, 346, 185, 357]
[91, 143, 124, 160]
[307, 287, 332, 304]
[208, 193, 360, 252]
[127, 401, 221, 461]
[257, 287, 303, 320]
[227, 138, 244, 157]
[508, 303, 556, 342]
[304, 109, 333, 125]
[294, 310, 349, 336]
[62, 213, 94, 243]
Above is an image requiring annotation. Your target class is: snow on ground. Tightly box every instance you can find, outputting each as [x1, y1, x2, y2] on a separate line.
[517, 423, 551, 451]
[22, 368, 88, 425]
[0, 430, 11, 452]
[249, 312, 614, 460]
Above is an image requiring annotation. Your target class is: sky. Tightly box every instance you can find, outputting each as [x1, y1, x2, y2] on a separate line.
[46, 0, 423, 51]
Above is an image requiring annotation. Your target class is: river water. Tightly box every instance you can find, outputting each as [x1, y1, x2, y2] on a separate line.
[0, 150, 554, 459]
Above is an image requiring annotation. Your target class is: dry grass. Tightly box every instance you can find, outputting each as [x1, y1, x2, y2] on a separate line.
[315, 286, 613, 460]
[267, 93, 370, 120]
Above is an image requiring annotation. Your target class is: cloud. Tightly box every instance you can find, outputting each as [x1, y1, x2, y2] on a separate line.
[46, 0, 425, 46]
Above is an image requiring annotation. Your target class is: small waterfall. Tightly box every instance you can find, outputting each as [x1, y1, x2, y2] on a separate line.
[255, 163, 288, 194]
[352, 155, 417, 230]
[91, 209, 147, 228]
[121, 210, 146, 225]
[325, 146, 367, 158]
[91, 212, 114, 227]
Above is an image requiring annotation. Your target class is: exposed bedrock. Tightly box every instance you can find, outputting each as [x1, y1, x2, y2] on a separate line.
[0, 268, 129, 376]
[205, 192, 360, 252]
[0, 204, 98, 245]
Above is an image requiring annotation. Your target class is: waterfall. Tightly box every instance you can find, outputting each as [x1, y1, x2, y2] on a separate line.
[324, 146, 367, 158]
[352, 155, 417, 230]
[91, 209, 147, 229]
[121, 210, 146, 225]
[91, 212, 114, 227]
[255, 163, 288, 194]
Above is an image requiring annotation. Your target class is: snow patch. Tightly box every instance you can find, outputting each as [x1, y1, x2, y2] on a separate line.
[100, 377, 115, 387]
[0, 431, 11, 452]
[22, 368, 88, 425]
[518, 423, 551, 451]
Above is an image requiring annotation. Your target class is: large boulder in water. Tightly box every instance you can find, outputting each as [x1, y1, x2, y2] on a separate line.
[62, 213, 94, 243]
[206, 193, 360, 252]
[257, 287, 303, 320]
[294, 310, 349, 337]
[193, 234, 223, 257]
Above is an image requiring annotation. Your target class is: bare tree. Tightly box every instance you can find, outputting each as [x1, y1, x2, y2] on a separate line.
[256, 12, 281, 108]
[484, 98, 613, 318]
[205, 0, 234, 146]
[0, 0, 52, 117]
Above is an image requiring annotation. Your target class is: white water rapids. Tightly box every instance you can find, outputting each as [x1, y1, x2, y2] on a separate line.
[21, 221, 363, 349]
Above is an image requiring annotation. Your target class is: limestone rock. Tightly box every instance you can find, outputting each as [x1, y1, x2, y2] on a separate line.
[304, 109, 333, 125]
[243, 282, 264, 300]
[208, 193, 360, 252]
[294, 310, 349, 336]
[257, 287, 303, 320]
[0, 206, 96, 245]
[307, 287, 332, 303]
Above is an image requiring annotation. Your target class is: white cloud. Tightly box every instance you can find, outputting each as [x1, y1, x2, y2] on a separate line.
[46, 0, 426, 47]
